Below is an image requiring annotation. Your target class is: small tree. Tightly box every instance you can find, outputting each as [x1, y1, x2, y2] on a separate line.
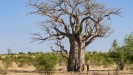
[109, 33, 133, 70]
[109, 40, 126, 70]
[124, 33, 133, 64]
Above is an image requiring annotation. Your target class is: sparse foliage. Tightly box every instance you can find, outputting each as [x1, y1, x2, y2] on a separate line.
[2, 55, 14, 69]
[15, 55, 34, 67]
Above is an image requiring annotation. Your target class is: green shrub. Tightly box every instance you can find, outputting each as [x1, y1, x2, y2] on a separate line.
[103, 57, 114, 67]
[85, 52, 114, 67]
[15, 55, 34, 67]
[34, 53, 58, 72]
[0, 56, 2, 60]
[55, 53, 67, 66]
[2, 55, 14, 69]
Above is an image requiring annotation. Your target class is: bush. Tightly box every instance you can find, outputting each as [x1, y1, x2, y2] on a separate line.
[85, 52, 103, 66]
[0, 56, 2, 60]
[103, 57, 114, 67]
[2, 55, 14, 69]
[34, 53, 58, 72]
[15, 55, 34, 67]
[85, 52, 114, 67]
[55, 53, 67, 66]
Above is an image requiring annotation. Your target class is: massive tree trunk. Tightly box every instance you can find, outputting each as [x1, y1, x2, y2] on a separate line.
[67, 37, 85, 72]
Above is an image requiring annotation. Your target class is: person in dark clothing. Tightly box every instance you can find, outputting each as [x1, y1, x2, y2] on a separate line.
[86, 64, 90, 74]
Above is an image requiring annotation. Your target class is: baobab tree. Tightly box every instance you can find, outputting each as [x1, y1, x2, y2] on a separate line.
[29, 0, 120, 72]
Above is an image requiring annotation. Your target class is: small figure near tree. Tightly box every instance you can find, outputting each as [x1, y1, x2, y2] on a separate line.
[85, 60, 90, 74]
[86, 64, 90, 74]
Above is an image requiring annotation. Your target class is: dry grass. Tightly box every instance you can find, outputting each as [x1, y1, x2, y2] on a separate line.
[0, 60, 133, 75]
[2, 71, 133, 75]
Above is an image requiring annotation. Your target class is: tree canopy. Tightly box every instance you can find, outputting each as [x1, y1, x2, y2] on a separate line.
[28, 0, 120, 72]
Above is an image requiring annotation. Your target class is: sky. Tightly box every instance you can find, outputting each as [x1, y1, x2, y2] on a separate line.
[0, 0, 133, 54]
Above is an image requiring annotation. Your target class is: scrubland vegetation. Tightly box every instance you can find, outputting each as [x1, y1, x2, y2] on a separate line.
[0, 33, 133, 75]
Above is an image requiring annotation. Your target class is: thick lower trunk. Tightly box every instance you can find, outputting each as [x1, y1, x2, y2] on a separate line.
[67, 40, 85, 72]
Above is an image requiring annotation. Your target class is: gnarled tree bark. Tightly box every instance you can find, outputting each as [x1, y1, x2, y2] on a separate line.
[67, 36, 85, 72]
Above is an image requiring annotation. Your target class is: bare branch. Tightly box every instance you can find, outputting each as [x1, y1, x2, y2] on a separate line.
[51, 41, 69, 58]
[29, 0, 120, 53]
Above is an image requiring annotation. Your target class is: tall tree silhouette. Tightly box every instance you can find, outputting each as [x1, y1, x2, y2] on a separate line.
[29, 0, 120, 72]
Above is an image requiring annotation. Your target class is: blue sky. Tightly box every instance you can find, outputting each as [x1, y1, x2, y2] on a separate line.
[0, 0, 133, 54]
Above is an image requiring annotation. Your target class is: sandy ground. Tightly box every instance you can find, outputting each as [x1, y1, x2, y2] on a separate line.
[0, 61, 132, 75]
[2, 71, 132, 75]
